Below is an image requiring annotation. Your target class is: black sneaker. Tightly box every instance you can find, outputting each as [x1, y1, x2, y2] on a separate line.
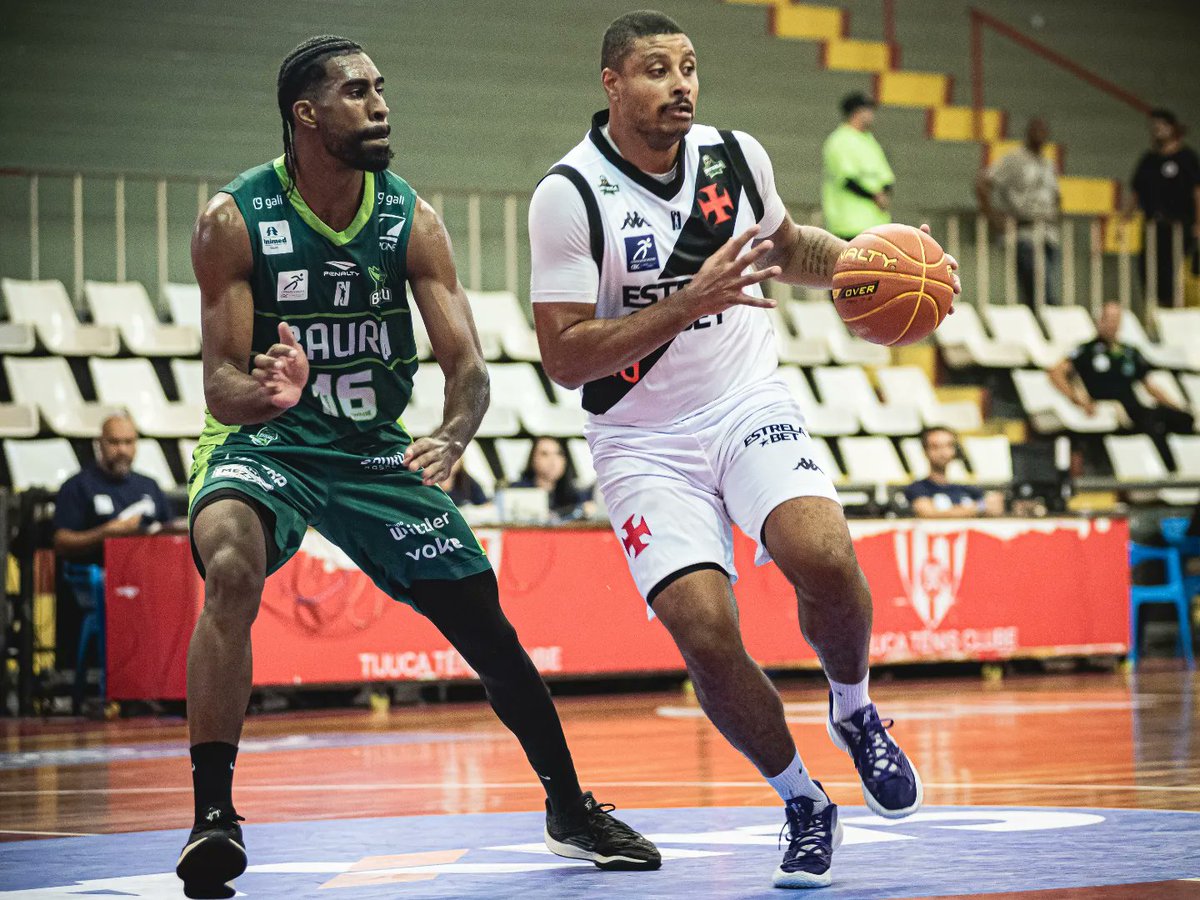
[544, 791, 662, 871]
[773, 785, 842, 889]
[827, 693, 923, 818]
[176, 806, 247, 899]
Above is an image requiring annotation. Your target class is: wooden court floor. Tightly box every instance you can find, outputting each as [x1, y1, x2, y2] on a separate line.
[2, 668, 1197, 837]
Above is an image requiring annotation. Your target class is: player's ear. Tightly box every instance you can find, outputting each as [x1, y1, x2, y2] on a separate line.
[292, 99, 318, 130]
[601, 67, 620, 104]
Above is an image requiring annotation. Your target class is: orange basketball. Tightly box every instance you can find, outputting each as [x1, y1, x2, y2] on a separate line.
[832, 224, 955, 346]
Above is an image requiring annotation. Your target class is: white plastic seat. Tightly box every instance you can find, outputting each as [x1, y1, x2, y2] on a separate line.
[876, 366, 982, 432]
[1039, 305, 1097, 357]
[489, 363, 585, 437]
[4, 357, 124, 438]
[774, 366, 859, 436]
[466, 291, 540, 362]
[962, 434, 1014, 483]
[1011, 368, 1121, 434]
[838, 436, 910, 484]
[163, 282, 202, 331]
[0, 321, 36, 354]
[1119, 310, 1191, 370]
[179, 438, 199, 476]
[170, 359, 206, 408]
[1133, 370, 1190, 414]
[495, 437, 532, 484]
[1, 278, 119, 356]
[89, 358, 205, 438]
[899, 436, 969, 482]
[1104, 433, 1198, 505]
[984, 304, 1062, 368]
[786, 299, 890, 366]
[134, 438, 180, 490]
[1179, 373, 1200, 416]
[767, 307, 830, 366]
[567, 438, 596, 489]
[1154, 309, 1200, 370]
[410, 363, 518, 437]
[810, 436, 845, 483]
[0, 403, 38, 438]
[813, 366, 921, 436]
[3, 437, 80, 491]
[85, 280, 200, 356]
[1167, 434, 1200, 480]
[462, 440, 496, 497]
[933, 303, 1027, 369]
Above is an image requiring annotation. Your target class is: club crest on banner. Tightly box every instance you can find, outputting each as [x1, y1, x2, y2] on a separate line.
[893, 529, 968, 629]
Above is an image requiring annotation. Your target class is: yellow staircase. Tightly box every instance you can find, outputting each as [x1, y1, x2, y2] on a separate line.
[732, 0, 1123, 227]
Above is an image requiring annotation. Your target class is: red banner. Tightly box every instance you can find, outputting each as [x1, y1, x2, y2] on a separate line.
[105, 518, 1130, 699]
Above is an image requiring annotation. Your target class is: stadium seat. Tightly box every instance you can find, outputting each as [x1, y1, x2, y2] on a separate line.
[4, 357, 124, 438]
[179, 438, 198, 476]
[813, 366, 921, 436]
[1154, 309, 1200, 370]
[84, 280, 200, 356]
[566, 438, 596, 490]
[810, 436, 845, 483]
[3, 437, 80, 491]
[135, 438, 180, 490]
[767, 307, 829, 366]
[465, 291, 540, 362]
[462, 440, 496, 497]
[876, 365, 982, 432]
[1119, 310, 1192, 371]
[163, 282, 202, 331]
[1133, 370, 1191, 414]
[1167, 435, 1200, 481]
[1011, 369, 1121, 434]
[899, 436, 969, 482]
[983, 304, 1063, 369]
[410, 363, 518, 437]
[170, 359, 205, 408]
[774, 366, 858, 436]
[786, 299, 890, 366]
[0, 321, 36, 354]
[0, 403, 39, 438]
[1039, 305, 1097, 357]
[488, 363, 585, 437]
[89, 359, 205, 438]
[961, 434, 1014, 483]
[933, 303, 1027, 369]
[1, 278, 119, 356]
[494, 438, 532, 484]
[838, 436, 909, 484]
[1104, 433, 1198, 505]
[1179, 373, 1200, 416]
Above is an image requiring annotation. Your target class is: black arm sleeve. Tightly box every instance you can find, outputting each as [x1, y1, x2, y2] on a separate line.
[844, 178, 877, 200]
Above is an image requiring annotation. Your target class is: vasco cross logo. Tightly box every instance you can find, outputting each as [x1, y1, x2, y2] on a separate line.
[620, 514, 652, 558]
[697, 184, 734, 226]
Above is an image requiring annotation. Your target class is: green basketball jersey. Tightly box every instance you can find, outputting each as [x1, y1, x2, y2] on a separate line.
[210, 157, 420, 446]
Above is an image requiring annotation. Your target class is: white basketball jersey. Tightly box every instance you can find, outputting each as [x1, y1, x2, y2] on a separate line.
[530, 111, 787, 428]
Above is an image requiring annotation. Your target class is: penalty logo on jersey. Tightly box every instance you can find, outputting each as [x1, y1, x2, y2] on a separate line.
[624, 235, 660, 272]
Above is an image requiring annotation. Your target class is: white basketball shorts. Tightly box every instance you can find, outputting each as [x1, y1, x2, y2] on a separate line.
[586, 375, 840, 603]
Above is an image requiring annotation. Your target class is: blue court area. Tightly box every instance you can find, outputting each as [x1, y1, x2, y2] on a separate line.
[2, 805, 1199, 898]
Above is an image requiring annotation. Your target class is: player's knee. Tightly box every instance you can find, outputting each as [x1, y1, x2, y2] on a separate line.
[674, 616, 749, 675]
[202, 544, 264, 628]
[785, 542, 866, 603]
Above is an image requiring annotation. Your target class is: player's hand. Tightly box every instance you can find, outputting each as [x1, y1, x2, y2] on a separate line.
[919, 222, 961, 313]
[874, 192, 891, 211]
[252, 322, 309, 410]
[104, 515, 143, 537]
[679, 225, 780, 319]
[403, 432, 465, 486]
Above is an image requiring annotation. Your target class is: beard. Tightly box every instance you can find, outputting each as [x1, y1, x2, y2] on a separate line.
[324, 129, 394, 172]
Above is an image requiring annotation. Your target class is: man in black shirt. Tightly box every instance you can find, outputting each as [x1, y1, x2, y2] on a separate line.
[904, 427, 1004, 518]
[1048, 302, 1194, 466]
[53, 413, 173, 566]
[1128, 108, 1200, 306]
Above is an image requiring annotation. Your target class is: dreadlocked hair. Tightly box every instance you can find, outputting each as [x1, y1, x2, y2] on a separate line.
[277, 35, 363, 191]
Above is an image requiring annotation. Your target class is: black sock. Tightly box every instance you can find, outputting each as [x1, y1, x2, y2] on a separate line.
[190, 741, 238, 821]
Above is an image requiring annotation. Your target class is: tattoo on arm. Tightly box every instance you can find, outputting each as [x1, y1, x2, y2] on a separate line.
[795, 227, 844, 281]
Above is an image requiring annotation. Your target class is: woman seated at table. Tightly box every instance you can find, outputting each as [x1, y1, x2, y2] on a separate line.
[510, 436, 592, 520]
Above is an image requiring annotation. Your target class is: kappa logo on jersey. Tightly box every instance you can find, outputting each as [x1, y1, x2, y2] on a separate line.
[697, 184, 734, 225]
[622, 211, 648, 229]
[624, 235, 660, 272]
[323, 260, 359, 278]
[259, 220, 293, 254]
[794, 458, 822, 473]
[744, 422, 807, 448]
[620, 514, 652, 558]
[379, 213, 407, 251]
[277, 269, 308, 302]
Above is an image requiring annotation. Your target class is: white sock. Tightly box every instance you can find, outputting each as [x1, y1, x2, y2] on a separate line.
[828, 673, 871, 722]
[765, 751, 827, 808]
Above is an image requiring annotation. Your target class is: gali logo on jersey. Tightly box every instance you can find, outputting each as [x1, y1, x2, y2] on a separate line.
[379, 214, 407, 251]
[277, 269, 308, 302]
[259, 220, 293, 255]
[624, 235, 660, 272]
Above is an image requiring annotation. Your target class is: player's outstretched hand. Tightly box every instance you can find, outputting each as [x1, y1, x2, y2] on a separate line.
[404, 432, 464, 486]
[919, 223, 962, 310]
[682, 225, 781, 319]
[251, 322, 309, 410]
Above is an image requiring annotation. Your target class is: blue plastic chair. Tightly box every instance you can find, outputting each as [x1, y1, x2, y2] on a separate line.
[62, 563, 106, 709]
[1160, 516, 1200, 601]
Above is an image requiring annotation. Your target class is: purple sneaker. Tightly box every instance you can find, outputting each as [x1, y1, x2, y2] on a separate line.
[773, 783, 842, 889]
[827, 694, 923, 818]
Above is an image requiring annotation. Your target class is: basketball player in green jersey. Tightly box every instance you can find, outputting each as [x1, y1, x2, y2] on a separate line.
[177, 35, 659, 898]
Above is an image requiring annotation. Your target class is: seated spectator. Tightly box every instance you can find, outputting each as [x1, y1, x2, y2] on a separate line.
[904, 427, 1005, 518]
[438, 456, 489, 507]
[1048, 301, 1194, 467]
[510, 436, 590, 519]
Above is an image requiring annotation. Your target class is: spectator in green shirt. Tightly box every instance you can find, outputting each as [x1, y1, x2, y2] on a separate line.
[822, 92, 895, 240]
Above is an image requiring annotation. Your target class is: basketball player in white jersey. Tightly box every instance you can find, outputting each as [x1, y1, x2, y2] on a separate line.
[530, 11, 960, 889]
